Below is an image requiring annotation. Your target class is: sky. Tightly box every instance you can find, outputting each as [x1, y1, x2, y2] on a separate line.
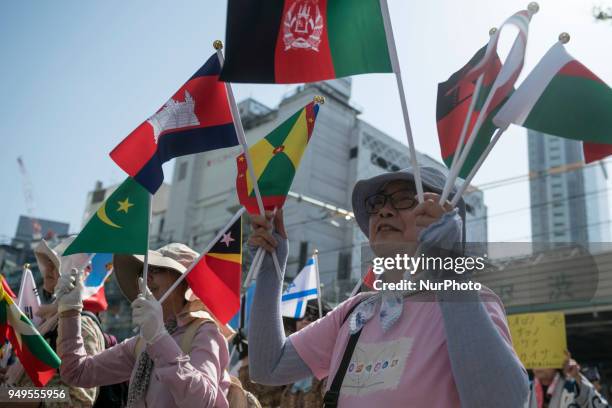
[1, 0, 611, 243]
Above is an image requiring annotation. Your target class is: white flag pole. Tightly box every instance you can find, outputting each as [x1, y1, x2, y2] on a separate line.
[214, 40, 284, 282]
[450, 126, 508, 207]
[159, 207, 246, 303]
[243, 246, 264, 289]
[140, 193, 153, 293]
[440, 28, 498, 206]
[313, 249, 323, 319]
[349, 277, 363, 298]
[379, 0, 424, 203]
[440, 4, 539, 204]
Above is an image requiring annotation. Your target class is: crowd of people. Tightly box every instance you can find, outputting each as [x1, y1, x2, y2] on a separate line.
[0, 166, 610, 407]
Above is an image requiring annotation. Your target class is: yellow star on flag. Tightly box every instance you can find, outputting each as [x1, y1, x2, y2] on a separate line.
[117, 198, 134, 213]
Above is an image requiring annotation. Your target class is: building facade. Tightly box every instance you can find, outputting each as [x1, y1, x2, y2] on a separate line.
[528, 130, 610, 248]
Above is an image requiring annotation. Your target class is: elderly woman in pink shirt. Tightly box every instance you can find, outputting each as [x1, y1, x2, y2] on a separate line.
[55, 243, 232, 408]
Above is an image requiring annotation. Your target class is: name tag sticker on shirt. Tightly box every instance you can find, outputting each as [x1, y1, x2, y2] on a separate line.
[342, 337, 414, 396]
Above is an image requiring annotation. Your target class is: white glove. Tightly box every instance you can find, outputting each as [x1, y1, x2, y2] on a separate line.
[131, 278, 166, 344]
[55, 268, 84, 313]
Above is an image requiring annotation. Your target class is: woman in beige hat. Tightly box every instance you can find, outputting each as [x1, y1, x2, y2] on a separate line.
[55, 243, 233, 408]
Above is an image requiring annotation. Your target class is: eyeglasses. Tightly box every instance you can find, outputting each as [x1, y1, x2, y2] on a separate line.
[365, 190, 418, 214]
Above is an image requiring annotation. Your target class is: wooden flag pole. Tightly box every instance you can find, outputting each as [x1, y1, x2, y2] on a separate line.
[313, 249, 323, 319]
[379, 0, 424, 203]
[214, 40, 284, 282]
[158, 207, 246, 304]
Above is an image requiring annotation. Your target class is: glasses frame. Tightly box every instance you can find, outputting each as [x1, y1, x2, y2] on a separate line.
[365, 189, 419, 214]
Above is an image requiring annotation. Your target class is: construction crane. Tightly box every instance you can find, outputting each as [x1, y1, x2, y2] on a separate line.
[16, 156, 42, 241]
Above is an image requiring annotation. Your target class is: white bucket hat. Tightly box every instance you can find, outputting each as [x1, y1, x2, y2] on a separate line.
[113, 243, 198, 302]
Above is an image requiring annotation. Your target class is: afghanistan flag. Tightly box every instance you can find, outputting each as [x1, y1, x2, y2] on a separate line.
[493, 42, 612, 163]
[436, 45, 504, 178]
[186, 217, 242, 324]
[220, 0, 393, 84]
[236, 101, 319, 213]
[0, 275, 61, 387]
[110, 54, 239, 194]
[64, 177, 149, 255]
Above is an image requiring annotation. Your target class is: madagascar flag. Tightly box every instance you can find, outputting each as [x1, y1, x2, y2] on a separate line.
[237, 101, 319, 213]
[220, 0, 393, 84]
[436, 45, 506, 179]
[110, 54, 239, 194]
[186, 218, 242, 324]
[0, 275, 61, 387]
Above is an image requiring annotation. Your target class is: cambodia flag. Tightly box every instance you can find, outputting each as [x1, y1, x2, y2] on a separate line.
[110, 54, 239, 194]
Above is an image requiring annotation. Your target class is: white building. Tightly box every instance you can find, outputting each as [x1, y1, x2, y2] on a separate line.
[162, 79, 487, 301]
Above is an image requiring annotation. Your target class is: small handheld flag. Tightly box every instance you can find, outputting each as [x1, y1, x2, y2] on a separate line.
[17, 267, 41, 327]
[186, 217, 242, 324]
[110, 54, 239, 193]
[0, 275, 61, 387]
[493, 40, 612, 163]
[281, 257, 319, 319]
[220, 0, 393, 84]
[236, 102, 319, 213]
[82, 253, 113, 313]
[64, 178, 149, 255]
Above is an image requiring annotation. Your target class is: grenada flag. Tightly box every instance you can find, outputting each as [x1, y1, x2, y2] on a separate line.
[236, 101, 319, 213]
[220, 0, 393, 83]
[0, 275, 61, 387]
[493, 42, 612, 163]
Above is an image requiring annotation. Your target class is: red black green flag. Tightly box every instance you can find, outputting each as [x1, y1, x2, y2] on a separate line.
[220, 0, 393, 84]
[436, 45, 512, 179]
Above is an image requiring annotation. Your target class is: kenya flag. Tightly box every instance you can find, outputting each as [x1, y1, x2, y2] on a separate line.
[220, 0, 393, 83]
[493, 42, 612, 163]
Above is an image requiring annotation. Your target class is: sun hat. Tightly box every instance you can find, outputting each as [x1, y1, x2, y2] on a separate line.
[34, 236, 77, 274]
[351, 166, 467, 239]
[113, 243, 198, 302]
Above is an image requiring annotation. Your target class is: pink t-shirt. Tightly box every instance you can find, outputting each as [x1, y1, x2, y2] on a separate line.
[289, 289, 512, 408]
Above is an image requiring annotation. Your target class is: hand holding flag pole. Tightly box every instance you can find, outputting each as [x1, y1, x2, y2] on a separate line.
[214, 40, 284, 283]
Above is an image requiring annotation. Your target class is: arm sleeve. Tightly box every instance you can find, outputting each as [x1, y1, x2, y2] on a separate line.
[439, 289, 530, 408]
[146, 323, 229, 408]
[57, 315, 137, 387]
[247, 238, 313, 386]
[574, 375, 611, 407]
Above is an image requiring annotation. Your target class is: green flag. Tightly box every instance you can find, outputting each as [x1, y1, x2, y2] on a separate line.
[64, 177, 149, 255]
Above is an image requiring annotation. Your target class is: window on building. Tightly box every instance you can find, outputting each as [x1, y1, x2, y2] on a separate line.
[349, 146, 358, 159]
[91, 189, 106, 204]
[178, 162, 188, 181]
[337, 252, 351, 281]
[298, 241, 309, 271]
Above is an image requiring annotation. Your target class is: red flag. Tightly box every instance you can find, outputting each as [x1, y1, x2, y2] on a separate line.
[186, 218, 242, 324]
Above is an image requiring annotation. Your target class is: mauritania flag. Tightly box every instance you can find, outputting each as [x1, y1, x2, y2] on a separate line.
[236, 102, 319, 213]
[437, 45, 504, 178]
[64, 178, 149, 255]
[220, 0, 393, 84]
[110, 54, 239, 194]
[281, 257, 319, 319]
[494, 42, 612, 163]
[0, 275, 61, 387]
